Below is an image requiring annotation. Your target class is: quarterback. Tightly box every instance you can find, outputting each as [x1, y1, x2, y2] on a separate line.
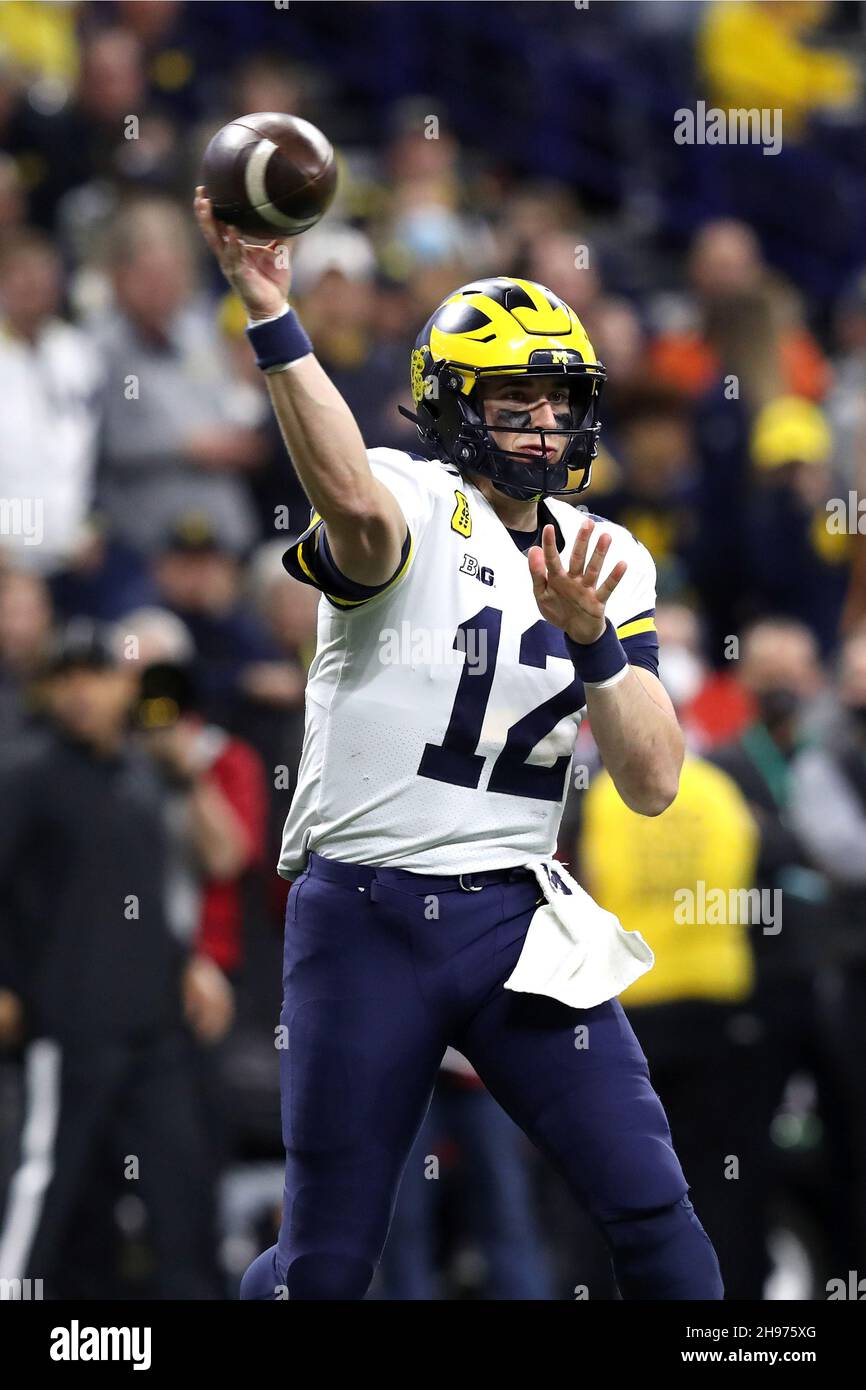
[195, 189, 723, 1301]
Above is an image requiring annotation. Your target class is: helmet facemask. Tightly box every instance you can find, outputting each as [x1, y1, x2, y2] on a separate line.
[418, 360, 605, 502]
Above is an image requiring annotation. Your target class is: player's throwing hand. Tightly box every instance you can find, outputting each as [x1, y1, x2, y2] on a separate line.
[528, 519, 627, 645]
[193, 185, 293, 320]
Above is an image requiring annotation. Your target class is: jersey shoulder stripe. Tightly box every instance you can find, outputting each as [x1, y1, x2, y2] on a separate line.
[281, 449, 452, 610]
[283, 511, 413, 609]
[616, 609, 656, 640]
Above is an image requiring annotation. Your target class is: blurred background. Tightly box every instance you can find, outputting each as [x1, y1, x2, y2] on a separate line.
[2, 0, 866, 1300]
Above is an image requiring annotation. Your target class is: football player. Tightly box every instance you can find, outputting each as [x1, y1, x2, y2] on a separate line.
[194, 190, 723, 1301]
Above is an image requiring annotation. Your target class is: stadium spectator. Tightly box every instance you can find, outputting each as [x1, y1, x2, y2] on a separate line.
[594, 383, 696, 600]
[115, 604, 268, 976]
[136, 655, 268, 980]
[111, 0, 199, 121]
[650, 221, 830, 402]
[580, 710, 763, 1297]
[710, 620, 852, 1282]
[0, 0, 80, 89]
[655, 602, 753, 751]
[4, 28, 146, 232]
[827, 268, 866, 492]
[0, 569, 53, 745]
[151, 513, 280, 730]
[381, 102, 492, 274]
[524, 229, 603, 327]
[588, 297, 645, 396]
[292, 225, 410, 450]
[0, 229, 103, 576]
[698, 1, 861, 139]
[494, 182, 583, 275]
[696, 247, 828, 411]
[229, 52, 309, 131]
[788, 630, 866, 1267]
[689, 285, 817, 656]
[710, 618, 827, 967]
[213, 290, 311, 539]
[46, 522, 159, 625]
[138, 651, 268, 1206]
[0, 620, 224, 1297]
[244, 542, 317, 915]
[744, 396, 849, 653]
[0, 153, 26, 233]
[90, 196, 266, 557]
[376, 102, 496, 322]
[246, 541, 319, 677]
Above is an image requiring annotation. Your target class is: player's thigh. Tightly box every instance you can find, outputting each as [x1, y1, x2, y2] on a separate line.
[455, 989, 688, 1220]
[281, 870, 446, 1155]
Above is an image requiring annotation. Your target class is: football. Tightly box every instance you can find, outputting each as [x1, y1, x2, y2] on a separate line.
[200, 111, 338, 237]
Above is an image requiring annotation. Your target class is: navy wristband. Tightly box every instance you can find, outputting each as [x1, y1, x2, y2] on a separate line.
[564, 619, 628, 687]
[246, 308, 312, 372]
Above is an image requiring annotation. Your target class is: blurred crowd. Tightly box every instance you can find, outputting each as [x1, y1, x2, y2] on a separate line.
[1, 0, 866, 1299]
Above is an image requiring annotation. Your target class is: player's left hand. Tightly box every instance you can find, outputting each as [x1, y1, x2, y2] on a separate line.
[528, 520, 627, 644]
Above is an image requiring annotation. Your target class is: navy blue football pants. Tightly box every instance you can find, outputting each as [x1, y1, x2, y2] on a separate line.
[241, 853, 723, 1300]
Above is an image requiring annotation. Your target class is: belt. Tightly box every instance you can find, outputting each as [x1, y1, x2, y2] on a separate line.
[303, 851, 535, 895]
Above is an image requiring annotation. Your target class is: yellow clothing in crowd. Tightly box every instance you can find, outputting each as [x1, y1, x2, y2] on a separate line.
[0, 0, 80, 87]
[580, 755, 758, 1008]
[698, 1, 860, 137]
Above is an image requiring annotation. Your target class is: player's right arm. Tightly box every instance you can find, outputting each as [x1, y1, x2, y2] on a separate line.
[193, 189, 405, 587]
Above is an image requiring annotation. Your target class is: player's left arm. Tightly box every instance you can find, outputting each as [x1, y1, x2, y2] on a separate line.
[582, 663, 682, 817]
[529, 520, 683, 817]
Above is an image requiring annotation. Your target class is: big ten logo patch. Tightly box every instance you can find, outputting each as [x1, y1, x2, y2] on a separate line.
[451, 490, 472, 538]
[458, 553, 494, 586]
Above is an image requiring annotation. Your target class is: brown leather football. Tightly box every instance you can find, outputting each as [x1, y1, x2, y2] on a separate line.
[201, 112, 337, 237]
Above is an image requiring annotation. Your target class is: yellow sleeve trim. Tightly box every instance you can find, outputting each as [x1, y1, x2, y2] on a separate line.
[290, 514, 414, 608]
[616, 616, 656, 640]
[294, 540, 315, 585]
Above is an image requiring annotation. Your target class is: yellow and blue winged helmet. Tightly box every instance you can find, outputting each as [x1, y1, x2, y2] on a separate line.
[400, 276, 606, 500]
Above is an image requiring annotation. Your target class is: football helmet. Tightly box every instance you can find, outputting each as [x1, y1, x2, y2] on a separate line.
[400, 276, 606, 501]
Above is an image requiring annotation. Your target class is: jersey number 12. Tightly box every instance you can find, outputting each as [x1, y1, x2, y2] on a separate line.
[417, 605, 585, 802]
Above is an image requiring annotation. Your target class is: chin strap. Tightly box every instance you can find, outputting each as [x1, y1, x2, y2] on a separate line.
[397, 405, 581, 502]
[493, 483, 544, 502]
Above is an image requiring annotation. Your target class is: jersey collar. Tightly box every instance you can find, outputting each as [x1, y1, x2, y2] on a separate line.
[537, 497, 567, 554]
[462, 471, 568, 555]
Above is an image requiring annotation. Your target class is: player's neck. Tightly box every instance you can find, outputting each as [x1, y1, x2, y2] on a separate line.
[472, 476, 539, 532]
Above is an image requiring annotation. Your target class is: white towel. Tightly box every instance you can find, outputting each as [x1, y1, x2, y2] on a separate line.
[503, 856, 654, 1010]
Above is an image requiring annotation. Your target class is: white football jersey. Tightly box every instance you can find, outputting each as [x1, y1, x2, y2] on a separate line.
[278, 448, 657, 876]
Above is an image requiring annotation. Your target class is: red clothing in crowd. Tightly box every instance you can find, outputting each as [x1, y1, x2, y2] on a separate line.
[197, 735, 268, 975]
